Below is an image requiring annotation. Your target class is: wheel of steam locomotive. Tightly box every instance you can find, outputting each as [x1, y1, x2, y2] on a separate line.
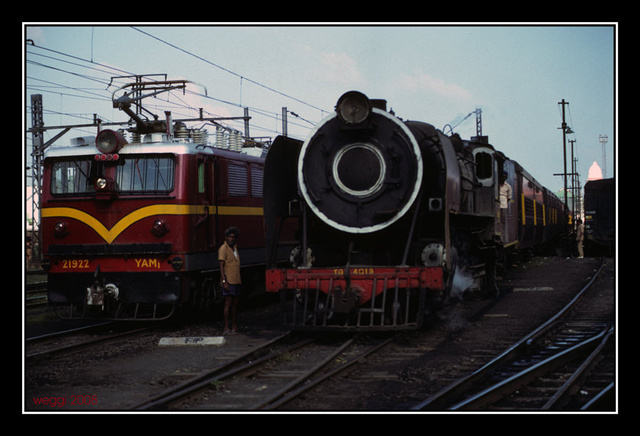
[298, 91, 423, 234]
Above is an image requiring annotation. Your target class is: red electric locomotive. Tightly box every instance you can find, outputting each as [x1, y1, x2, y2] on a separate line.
[40, 81, 270, 320]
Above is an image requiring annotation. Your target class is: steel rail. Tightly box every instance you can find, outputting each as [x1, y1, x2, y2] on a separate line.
[130, 331, 306, 411]
[448, 325, 613, 410]
[258, 333, 399, 410]
[26, 326, 152, 361]
[412, 257, 605, 410]
[542, 326, 615, 410]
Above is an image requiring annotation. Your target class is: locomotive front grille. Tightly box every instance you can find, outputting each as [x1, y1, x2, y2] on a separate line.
[275, 268, 435, 331]
[283, 283, 425, 331]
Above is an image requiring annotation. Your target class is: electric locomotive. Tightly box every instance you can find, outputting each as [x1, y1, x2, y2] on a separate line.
[264, 91, 566, 331]
[40, 81, 269, 320]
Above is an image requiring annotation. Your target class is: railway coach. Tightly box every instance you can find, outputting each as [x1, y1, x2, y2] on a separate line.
[584, 177, 615, 256]
[501, 160, 566, 253]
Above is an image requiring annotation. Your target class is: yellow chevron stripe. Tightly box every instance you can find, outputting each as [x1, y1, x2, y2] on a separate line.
[42, 204, 263, 244]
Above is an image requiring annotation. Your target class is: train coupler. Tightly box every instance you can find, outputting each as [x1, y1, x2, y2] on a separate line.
[332, 287, 360, 313]
[85, 265, 119, 310]
[86, 282, 119, 309]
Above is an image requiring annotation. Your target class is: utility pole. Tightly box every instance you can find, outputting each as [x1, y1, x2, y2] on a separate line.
[575, 159, 579, 217]
[475, 108, 482, 136]
[558, 99, 570, 216]
[282, 107, 288, 137]
[244, 107, 250, 138]
[30, 94, 43, 235]
[599, 134, 608, 178]
[29, 94, 44, 267]
[569, 139, 576, 221]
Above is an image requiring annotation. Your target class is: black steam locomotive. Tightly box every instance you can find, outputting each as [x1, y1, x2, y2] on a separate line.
[264, 91, 566, 331]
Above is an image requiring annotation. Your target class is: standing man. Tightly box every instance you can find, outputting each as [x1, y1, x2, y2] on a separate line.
[575, 219, 584, 259]
[219, 226, 241, 334]
[499, 171, 512, 238]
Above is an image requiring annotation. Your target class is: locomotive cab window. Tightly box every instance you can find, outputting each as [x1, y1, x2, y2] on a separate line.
[474, 151, 493, 183]
[51, 158, 103, 195]
[51, 155, 175, 196]
[116, 155, 175, 194]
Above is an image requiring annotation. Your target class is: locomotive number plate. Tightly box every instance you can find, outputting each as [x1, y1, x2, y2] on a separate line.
[61, 259, 90, 269]
[333, 267, 375, 275]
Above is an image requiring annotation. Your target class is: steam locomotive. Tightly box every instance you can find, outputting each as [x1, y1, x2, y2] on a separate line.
[264, 91, 566, 331]
[39, 80, 272, 320]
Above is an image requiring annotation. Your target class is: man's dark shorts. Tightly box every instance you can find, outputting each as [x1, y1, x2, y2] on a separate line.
[223, 283, 241, 297]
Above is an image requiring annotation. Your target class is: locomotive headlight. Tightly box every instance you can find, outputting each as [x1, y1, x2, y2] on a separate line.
[336, 91, 372, 125]
[151, 218, 169, 236]
[54, 221, 68, 238]
[96, 177, 108, 190]
[96, 129, 127, 154]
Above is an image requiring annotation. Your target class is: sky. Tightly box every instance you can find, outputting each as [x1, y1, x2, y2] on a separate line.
[24, 23, 616, 198]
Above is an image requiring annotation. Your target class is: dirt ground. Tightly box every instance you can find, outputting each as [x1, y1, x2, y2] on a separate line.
[24, 256, 614, 412]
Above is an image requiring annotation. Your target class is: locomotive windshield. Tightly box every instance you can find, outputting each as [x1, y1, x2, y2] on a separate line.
[50, 157, 102, 195]
[116, 155, 174, 194]
[50, 154, 175, 196]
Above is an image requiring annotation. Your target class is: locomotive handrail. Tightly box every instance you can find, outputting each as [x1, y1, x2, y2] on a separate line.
[195, 203, 210, 227]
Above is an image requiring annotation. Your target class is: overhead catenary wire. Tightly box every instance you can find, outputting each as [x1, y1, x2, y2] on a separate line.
[26, 33, 320, 141]
[130, 27, 325, 114]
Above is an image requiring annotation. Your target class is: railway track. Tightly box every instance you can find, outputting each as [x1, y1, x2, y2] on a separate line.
[413, 258, 615, 411]
[25, 256, 614, 411]
[131, 331, 398, 411]
[26, 281, 48, 307]
[454, 324, 614, 411]
[26, 323, 156, 362]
